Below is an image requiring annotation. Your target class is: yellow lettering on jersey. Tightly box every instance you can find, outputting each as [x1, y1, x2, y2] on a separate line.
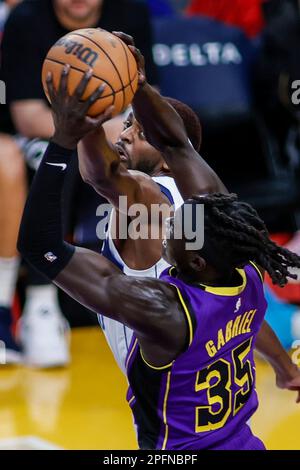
[232, 315, 241, 338]
[205, 340, 217, 358]
[246, 309, 257, 332]
[217, 329, 225, 350]
[205, 310, 258, 359]
[225, 320, 233, 342]
[238, 312, 248, 335]
[241, 310, 252, 333]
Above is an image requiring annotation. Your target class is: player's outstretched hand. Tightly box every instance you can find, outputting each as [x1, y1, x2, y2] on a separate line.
[276, 363, 300, 403]
[112, 31, 146, 87]
[46, 64, 114, 149]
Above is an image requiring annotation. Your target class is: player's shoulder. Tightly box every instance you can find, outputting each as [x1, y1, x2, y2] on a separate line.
[246, 261, 265, 284]
[128, 170, 170, 201]
[128, 169, 152, 181]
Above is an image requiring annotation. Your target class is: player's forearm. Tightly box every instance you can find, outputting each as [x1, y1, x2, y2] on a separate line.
[78, 126, 122, 194]
[133, 83, 188, 153]
[256, 321, 296, 376]
[17, 141, 75, 280]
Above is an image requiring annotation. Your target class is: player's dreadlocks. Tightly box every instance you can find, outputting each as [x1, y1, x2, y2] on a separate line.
[191, 193, 300, 287]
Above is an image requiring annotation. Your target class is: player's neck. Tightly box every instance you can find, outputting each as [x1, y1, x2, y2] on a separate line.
[150, 168, 171, 177]
[177, 267, 235, 287]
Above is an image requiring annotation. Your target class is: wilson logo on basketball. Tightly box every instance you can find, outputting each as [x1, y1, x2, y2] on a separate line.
[55, 37, 98, 67]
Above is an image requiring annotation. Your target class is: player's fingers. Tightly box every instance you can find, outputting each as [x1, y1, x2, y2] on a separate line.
[296, 391, 300, 403]
[101, 105, 115, 122]
[84, 84, 107, 111]
[74, 68, 93, 100]
[128, 45, 146, 76]
[128, 45, 144, 64]
[58, 64, 70, 96]
[112, 31, 135, 46]
[46, 71, 56, 102]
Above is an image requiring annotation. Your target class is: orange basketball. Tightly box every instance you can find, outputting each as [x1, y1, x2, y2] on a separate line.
[42, 28, 138, 117]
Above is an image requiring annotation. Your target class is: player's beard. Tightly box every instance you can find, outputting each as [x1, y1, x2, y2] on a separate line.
[135, 159, 158, 176]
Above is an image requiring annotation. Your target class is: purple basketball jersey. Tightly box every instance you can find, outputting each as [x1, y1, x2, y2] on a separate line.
[126, 263, 267, 450]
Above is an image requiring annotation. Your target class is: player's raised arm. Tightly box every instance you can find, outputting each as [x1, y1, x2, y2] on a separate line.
[112, 32, 228, 201]
[256, 321, 300, 403]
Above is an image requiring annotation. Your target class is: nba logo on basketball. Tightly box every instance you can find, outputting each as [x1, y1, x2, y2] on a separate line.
[0, 80, 6, 104]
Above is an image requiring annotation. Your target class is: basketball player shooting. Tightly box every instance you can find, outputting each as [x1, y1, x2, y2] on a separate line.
[18, 35, 300, 450]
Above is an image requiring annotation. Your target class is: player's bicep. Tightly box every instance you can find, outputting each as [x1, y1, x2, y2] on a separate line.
[54, 247, 175, 334]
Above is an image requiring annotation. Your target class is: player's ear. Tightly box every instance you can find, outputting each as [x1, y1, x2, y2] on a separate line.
[188, 253, 206, 272]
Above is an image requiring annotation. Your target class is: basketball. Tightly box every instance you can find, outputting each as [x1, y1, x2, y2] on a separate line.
[41, 28, 138, 117]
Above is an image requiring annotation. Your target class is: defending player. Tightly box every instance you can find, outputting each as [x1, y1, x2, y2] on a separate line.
[75, 33, 298, 396]
[18, 68, 300, 450]
[46, 31, 300, 400]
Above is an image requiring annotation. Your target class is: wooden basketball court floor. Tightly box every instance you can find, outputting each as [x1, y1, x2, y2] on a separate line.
[0, 327, 299, 450]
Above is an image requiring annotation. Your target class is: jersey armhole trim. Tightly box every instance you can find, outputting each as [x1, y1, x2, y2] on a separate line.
[140, 349, 174, 371]
[169, 282, 194, 346]
[139, 279, 195, 370]
[249, 261, 264, 283]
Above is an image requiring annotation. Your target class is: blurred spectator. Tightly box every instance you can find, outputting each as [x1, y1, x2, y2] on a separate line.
[0, 0, 20, 34]
[0, 0, 25, 364]
[0, 0, 157, 367]
[255, 1, 300, 304]
[186, 0, 265, 38]
[255, 0, 300, 161]
[0, 133, 26, 364]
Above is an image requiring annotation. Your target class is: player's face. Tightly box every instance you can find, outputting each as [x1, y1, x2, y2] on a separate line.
[115, 113, 164, 173]
[54, 0, 102, 20]
[162, 211, 206, 276]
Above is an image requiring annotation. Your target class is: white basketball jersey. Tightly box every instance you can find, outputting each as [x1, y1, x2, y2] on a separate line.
[98, 176, 183, 374]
